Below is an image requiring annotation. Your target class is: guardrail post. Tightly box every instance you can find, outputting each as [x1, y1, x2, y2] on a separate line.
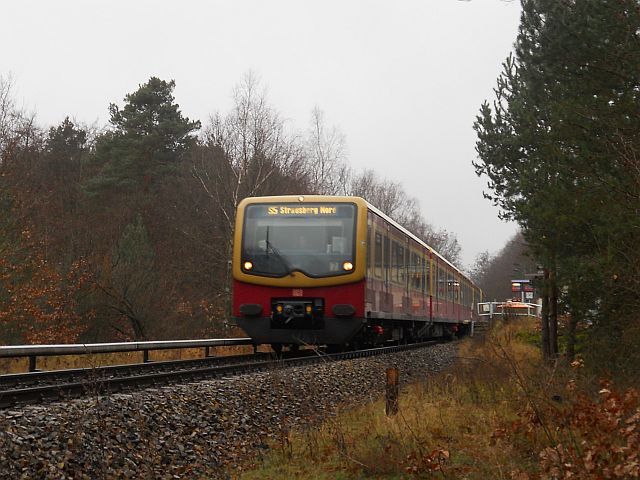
[143, 349, 150, 363]
[29, 355, 38, 372]
[386, 367, 399, 416]
[204, 346, 212, 358]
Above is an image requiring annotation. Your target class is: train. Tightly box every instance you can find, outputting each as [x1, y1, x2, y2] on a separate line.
[232, 195, 483, 350]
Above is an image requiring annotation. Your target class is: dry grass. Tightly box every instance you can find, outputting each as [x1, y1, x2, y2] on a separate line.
[240, 319, 639, 479]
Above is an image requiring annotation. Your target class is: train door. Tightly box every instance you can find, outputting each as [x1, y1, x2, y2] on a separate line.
[373, 229, 382, 312]
[454, 272, 460, 321]
[447, 267, 454, 321]
[409, 248, 422, 316]
[428, 249, 434, 321]
[404, 239, 410, 313]
[383, 225, 391, 313]
[365, 213, 374, 311]
[436, 257, 447, 318]
[425, 249, 432, 321]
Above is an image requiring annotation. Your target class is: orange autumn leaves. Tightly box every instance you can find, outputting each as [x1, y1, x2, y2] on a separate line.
[0, 228, 91, 344]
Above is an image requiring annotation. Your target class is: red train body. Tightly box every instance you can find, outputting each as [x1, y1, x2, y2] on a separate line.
[232, 195, 482, 347]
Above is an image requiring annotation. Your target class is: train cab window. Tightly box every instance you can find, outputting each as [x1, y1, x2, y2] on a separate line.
[374, 232, 382, 278]
[241, 202, 356, 278]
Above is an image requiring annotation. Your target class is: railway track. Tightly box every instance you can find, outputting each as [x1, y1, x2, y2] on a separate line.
[0, 341, 436, 409]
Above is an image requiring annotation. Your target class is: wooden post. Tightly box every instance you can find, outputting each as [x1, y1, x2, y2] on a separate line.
[386, 367, 399, 416]
[29, 355, 38, 372]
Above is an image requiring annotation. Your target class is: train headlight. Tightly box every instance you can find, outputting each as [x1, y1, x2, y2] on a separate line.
[276, 305, 283, 313]
[305, 305, 312, 314]
[342, 261, 354, 271]
[243, 261, 253, 270]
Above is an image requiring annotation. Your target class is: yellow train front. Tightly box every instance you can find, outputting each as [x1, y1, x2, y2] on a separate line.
[232, 195, 482, 349]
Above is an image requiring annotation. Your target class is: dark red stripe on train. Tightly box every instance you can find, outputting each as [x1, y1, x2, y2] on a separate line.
[232, 279, 366, 318]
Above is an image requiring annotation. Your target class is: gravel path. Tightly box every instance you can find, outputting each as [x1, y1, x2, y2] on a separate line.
[0, 343, 457, 479]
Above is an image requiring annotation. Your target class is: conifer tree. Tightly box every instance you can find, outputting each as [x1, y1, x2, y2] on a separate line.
[474, 0, 640, 364]
[90, 77, 200, 191]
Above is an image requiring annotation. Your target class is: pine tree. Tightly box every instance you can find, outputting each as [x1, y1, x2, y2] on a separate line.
[474, 0, 640, 364]
[89, 77, 200, 192]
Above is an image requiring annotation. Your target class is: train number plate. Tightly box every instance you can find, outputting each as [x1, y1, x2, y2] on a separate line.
[292, 288, 303, 297]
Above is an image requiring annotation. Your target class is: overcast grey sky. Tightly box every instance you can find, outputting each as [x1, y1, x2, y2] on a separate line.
[2, 0, 521, 268]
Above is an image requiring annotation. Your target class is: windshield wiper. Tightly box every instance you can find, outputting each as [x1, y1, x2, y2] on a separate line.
[265, 227, 293, 274]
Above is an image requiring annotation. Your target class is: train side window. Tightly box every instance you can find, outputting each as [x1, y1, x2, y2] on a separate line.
[423, 254, 430, 295]
[398, 244, 405, 285]
[444, 268, 448, 300]
[454, 275, 460, 302]
[449, 270, 454, 302]
[391, 241, 398, 283]
[445, 268, 450, 301]
[443, 268, 447, 300]
[451, 274, 455, 302]
[374, 232, 382, 278]
[443, 267, 447, 300]
[383, 234, 390, 283]
[412, 252, 420, 290]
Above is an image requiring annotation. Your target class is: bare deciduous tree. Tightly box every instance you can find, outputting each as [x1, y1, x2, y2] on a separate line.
[193, 72, 306, 236]
[350, 168, 462, 264]
[0, 75, 39, 166]
[191, 73, 307, 319]
[304, 106, 350, 195]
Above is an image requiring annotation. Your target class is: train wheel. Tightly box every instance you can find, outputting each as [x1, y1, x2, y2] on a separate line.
[325, 344, 343, 354]
[270, 343, 283, 355]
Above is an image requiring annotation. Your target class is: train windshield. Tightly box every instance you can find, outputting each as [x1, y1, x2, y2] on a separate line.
[241, 203, 357, 277]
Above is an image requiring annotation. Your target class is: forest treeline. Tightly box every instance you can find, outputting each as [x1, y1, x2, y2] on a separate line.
[0, 73, 461, 344]
[474, 0, 640, 380]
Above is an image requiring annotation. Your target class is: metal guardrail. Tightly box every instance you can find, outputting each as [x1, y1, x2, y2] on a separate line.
[477, 301, 541, 319]
[0, 338, 255, 372]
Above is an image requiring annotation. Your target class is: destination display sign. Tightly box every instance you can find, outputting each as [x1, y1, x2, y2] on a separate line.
[267, 205, 338, 215]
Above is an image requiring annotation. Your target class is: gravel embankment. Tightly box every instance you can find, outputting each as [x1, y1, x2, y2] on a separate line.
[0, 343, 457, 479]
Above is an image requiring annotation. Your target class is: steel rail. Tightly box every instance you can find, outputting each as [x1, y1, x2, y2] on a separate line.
[0, 341, 436, 409]
[0, 352, 274, 390]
